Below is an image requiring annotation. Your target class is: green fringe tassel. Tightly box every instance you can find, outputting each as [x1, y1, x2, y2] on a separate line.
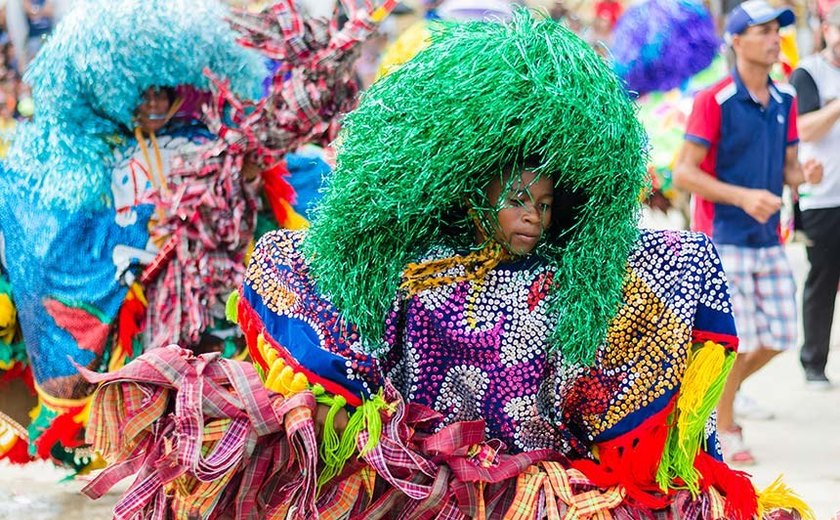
[225, 291, 239, 324]
[314, 388, 389, 487]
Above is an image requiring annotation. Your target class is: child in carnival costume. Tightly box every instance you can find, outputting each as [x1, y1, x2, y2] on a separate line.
[0, 0, 266, 470]
[123, 0, 397, 355]
[121, 84, 265, 358]
[84, 9, 812, 519]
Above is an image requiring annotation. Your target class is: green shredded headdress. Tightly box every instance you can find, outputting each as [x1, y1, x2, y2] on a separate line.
[304, 8, 648, 365]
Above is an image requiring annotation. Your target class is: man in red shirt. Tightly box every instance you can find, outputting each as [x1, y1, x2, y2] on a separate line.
[675, 0, 823, 465]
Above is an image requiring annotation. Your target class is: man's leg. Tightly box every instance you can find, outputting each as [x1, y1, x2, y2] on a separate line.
[718, 354, 747, 432]
[740, 347, 781, 381]
[715, 244, 758, 425]
[800, 208, 840, 381]
[714, 245, 758, 464]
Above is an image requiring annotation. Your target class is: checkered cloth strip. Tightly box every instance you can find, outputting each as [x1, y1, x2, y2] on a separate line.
[81, 346, 794, 519]
[80, 345, 321, 519]
[315, 382, 762, 519]
[328, 383, 627, 519]
[202, 0, 397, 164]
[139, 146, 260, 351]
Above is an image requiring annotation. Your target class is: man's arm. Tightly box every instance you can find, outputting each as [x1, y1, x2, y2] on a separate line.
[784, 144, 823, 188]
[790, 68, 840, 142]
[674, 140, 782, 224]
[797, 99, 840, 142]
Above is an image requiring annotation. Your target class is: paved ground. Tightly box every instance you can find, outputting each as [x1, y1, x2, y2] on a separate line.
[1, 238, 838, 519]
[735, 243, 840, 520]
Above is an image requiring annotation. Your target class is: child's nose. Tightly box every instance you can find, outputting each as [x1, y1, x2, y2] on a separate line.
[522, 204, 540, 222]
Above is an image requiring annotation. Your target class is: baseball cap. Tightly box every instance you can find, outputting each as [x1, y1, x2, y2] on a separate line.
[725, 0, 795, 40]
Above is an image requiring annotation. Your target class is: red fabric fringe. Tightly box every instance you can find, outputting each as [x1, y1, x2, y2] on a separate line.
[117, 291, 147, 359]
[570, 398, 677, 509]
[0, 363, 34, 391]
[695, 450, 758, 520]
[1, 435, 31, 464]
[34, 408, 86, 460]
[260, 160, 296, 227]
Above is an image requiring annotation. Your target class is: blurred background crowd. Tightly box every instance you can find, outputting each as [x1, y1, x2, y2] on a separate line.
[0, 0, 830, 156]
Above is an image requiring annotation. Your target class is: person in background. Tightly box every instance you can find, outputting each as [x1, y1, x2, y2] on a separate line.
[789, 4, 840, 389]
[674, 0, 823, 465]
[23, 0, 53, 60]
[594, 0, 622, 29]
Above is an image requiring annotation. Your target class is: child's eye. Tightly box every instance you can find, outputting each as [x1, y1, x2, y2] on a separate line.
[539, 203, 551, 212]
[508, 198, 526, 207]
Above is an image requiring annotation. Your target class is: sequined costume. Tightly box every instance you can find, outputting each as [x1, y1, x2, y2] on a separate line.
[82, 227, 809, 518]
[81, 8, 812, 519]
[380, 227, 734, 459]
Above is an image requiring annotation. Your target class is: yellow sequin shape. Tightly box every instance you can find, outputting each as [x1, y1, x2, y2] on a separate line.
[587, 269, 691, 435]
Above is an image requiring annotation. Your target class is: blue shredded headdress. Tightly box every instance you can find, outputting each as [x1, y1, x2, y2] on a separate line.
[2, 0, 266, 210]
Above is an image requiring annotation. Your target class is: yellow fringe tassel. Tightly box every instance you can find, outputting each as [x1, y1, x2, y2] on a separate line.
[658, 340, 735, 492]
[757, 476, 815, 520]
[0, 292, 17, 345]
[677, 341, 728, 449]
[257, 333, 310, 396]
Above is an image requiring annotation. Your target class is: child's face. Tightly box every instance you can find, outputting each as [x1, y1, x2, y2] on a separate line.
[135, 87, 172, 134]
[485, 170, 554, 256]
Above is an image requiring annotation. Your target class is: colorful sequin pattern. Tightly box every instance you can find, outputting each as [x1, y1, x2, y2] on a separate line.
[382, 230, 735, 452]
[550, 230, 734, 442]
[244, 229, 734, 456]
[243, 230, 382, 398]
[381, 249, 568, 453]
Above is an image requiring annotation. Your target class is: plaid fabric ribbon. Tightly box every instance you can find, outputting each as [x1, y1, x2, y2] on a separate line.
[81, 346, 319, 519]
[140, 146, 260, 350]
[203, 0, 397, 162]
[82, 346, 784, 519]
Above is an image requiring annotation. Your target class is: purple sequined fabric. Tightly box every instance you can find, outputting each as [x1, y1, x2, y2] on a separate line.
[381, 249, 570, 454]
[380, 230, 735, 457]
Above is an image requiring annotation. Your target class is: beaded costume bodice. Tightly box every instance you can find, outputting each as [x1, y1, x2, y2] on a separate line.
[380, 230, 735, 455]
[242, 229, 735, 458]
[381, 251, 562, 453]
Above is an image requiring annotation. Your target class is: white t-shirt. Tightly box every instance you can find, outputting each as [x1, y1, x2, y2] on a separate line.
[794, 54, 840, 211]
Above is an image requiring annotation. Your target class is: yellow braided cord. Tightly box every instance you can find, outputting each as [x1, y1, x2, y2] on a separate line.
[400, 242, 510, 297]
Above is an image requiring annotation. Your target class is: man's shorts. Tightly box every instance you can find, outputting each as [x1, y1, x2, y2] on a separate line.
[715, 244, 797, 353]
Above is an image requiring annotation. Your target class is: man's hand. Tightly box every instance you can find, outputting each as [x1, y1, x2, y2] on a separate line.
[646, 190, 672, 213]
[739, 189, 782, 224]
[802, 158, 824, 185]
